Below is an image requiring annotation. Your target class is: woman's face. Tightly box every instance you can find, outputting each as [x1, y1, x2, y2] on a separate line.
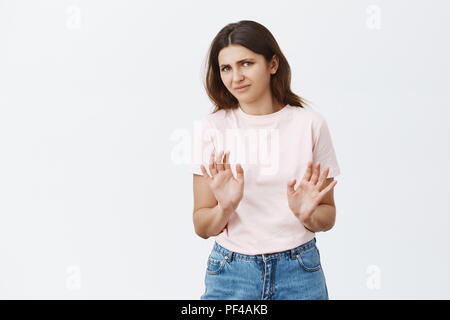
[218, 44, 278, 103]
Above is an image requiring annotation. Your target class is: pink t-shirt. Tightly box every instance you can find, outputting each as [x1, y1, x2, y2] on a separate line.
[191, 104, 340, 255]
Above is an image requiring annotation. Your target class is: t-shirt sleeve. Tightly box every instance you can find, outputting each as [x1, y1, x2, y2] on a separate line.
[191, 117, 215, 176]
[312, 116, 341, 178]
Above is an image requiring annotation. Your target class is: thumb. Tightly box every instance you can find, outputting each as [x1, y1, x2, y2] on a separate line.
[287, 179, 296, 195]
[235, 163, 244, 182]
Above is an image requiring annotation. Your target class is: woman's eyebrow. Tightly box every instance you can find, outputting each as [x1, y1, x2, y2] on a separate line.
[220, 58, 255, 68]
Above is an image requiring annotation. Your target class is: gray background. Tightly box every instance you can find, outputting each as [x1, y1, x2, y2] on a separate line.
[0, 0, 449, 299]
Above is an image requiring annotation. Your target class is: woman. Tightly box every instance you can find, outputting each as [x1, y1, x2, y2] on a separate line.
[191, 20, 340, 300]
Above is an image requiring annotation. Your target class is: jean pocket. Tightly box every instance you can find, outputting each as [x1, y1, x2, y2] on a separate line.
[296, 245, 322, 272]
[206, 251, 226, 275]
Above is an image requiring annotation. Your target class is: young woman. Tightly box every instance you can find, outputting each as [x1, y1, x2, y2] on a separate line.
[191, 20, 340, 300]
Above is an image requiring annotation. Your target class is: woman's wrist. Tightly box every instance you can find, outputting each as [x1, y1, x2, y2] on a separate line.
[299, 213, 317, 232]
[218, 202, 235, 216]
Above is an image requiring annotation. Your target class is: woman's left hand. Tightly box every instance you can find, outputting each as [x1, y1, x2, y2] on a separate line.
[287, 161, 338, 226]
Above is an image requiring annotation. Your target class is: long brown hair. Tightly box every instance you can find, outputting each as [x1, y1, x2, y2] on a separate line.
[202, 20, 309, 114]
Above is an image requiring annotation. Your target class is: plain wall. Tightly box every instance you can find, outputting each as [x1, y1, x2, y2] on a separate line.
[0, 0, 449, 299]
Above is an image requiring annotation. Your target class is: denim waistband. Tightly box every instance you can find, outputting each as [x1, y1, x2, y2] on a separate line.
[212, 237, 317, 262]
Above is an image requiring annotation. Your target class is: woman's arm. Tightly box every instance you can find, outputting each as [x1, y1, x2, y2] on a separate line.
[303, 204, 336, 232]
[193, 174, 234, 239]
[193, 204, 234, 239]
[302, 177, 336, 232]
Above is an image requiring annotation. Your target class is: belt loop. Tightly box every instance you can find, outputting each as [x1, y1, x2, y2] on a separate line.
[225, 251, 234, 262]
[290, 249, 296, 260]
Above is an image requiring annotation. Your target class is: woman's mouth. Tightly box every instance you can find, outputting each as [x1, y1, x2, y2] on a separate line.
[235, 85, 250, 92]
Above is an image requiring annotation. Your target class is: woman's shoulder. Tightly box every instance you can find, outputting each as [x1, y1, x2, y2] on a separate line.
[287, 104, 326, 125]
[207, 108, 229, 120]
[199, 107, 233, 128]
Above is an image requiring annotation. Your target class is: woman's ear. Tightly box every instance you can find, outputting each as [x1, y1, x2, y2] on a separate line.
[270, 54, 279, 75]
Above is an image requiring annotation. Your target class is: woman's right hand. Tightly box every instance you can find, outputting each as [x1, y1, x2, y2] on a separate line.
[200, 149, 245, 215]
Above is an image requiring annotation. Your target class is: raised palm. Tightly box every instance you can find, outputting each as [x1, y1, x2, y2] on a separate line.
[200, 149, 245, 212]
[287, 161, 338, 225]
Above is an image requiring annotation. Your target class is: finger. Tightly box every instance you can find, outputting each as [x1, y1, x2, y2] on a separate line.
[287, 179, 296, 196]
[200, 164, 212, 181]
[316, 167, 330, 191]
[235, 163, 244, 182]
[209, 149, 218, 176]
[303, 161, 313, 182]
[223, 151, 231, 170]
[311, 162, 320, 185]
[319, 180, 338, 198]
[216, 150, 225, 171]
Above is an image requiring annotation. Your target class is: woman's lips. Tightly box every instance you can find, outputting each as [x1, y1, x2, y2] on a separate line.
[235, 85, 250, 92]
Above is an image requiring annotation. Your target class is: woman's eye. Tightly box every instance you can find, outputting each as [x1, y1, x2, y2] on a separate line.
[221, 61, 252, 72]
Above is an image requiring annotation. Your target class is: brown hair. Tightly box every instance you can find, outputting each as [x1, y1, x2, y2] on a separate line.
[202, 20, 309, 114]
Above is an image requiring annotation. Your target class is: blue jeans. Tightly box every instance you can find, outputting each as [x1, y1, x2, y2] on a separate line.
[200, 237, 329, 300]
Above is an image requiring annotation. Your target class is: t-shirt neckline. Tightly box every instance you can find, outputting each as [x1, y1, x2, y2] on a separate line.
[236, 104, 289, 120]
